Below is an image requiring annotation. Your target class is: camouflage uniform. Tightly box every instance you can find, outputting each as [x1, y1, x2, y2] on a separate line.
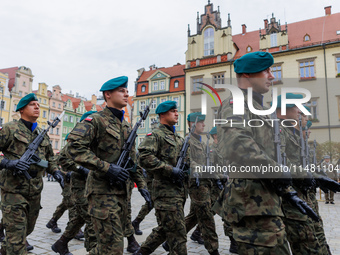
[51, 177, 73, 223]
[280, 125, 328, 255]
[185, 134, 219, 253]
[322, 161, 337, 203]
[66, 108, 145, 255]
[217, 93, 290, 254]
[0, 120, 59, 254]
[134, 171, 154, 223]
[58, 145, 97, 253]
[137, 124, 187, 255]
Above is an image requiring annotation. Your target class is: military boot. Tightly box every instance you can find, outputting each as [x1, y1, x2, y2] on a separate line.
[190, 226, 204, 245]
[229, 236, 238, 254]
[46, 218, 61, 233]
[51, 235, 73, 255]
[127, 235, 140, 253]
[0, 223, 5, 242]
[74, 229, 84, 240]
[162, 241, 169, 252]
[132, 218, 143, 235]
[132, 248, 151, 255]
[209, 250, 220, 255]
[326, 244, 332, 255]
[26, 240, 34, 251]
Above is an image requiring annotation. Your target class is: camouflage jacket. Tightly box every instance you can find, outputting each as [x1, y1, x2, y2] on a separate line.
[217, 92, 284, 223]
[0, 120, 58, 196]
[65, 107, 145, 196]
[138, 124, 187, 200]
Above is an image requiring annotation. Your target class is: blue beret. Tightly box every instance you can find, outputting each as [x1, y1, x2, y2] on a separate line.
[100, 76, 128, 92]
[155, 101, 177, 114]
[65, 133, 69, 141]
[276, 93, 303, 108]
[234, 51, 274, 74]
[16, 93, 38, 111]
[209, 127, 217, 135]
[187, 112, 206, 122]
[80, 111, 97, 122]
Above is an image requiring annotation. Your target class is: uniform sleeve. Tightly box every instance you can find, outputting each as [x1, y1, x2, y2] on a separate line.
[58, 144, 78, 172]
[0, 125, 11, 164]
[130, 165, 147, 190]
[45, 138, 60, 174]
[65, 121, 110, 173]
[138, 133, 173, 178]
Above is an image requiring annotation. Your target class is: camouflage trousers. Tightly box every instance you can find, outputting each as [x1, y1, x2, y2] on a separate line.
[88, 193, 128, 255]
[124, 183, 135, 238]
[233, 216, 290, 255]
[135, 182, 154, 222]
[185, 180, 218, 253]
[63, 187, 97, 253]
[0, 191, 41, 255]
[139, 197, 187, 255]
[52, 194, 73, 221]
[324, 190, 335, 203]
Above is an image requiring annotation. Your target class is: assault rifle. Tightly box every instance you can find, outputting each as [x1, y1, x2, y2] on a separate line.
[299, 115, 307, 169]
[272, 112, 286, 166]
[305, 129, 310, 167]
[312, 140, 317, 166]
[19, 111, 65, 180]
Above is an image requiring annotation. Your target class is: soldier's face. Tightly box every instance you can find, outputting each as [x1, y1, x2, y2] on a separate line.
[105, 87, 129, 110]
[285, 106, 300, 121]
[161, 109, 178, 126]
[246, 68, 275, 94]
[20, 101, 40, 121]
[195, 121, 205, 134]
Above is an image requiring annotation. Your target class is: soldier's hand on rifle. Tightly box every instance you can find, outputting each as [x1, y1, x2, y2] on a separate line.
[77, 165, 90, 179]
[301, 171, 316, 192]
[107, 164, 129, 183]
[317, 175, 340, 193]
[171, 167, 184, 182]
[53, 170, 65, 189]
[65, 172, 72, 183]
[139, 189, 152, 210]
[283, 191, 319, 222]
[1, 158, 30, 174]
[216, 179, 224, 190]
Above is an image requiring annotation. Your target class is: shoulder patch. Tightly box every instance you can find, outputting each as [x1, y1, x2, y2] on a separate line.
[146, 132, 152, 136]
[0, 127, 2, 130]
[229, 99, 233, 105]
[85, 117, 93, 122]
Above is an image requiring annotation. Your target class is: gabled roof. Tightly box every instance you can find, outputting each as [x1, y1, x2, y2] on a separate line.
[128, 96, 133, 107]
[84, 101, 94, 111]
[137, 64, 185, 83]
[61, 94, 81, 110]
[0, 67, 18, 91]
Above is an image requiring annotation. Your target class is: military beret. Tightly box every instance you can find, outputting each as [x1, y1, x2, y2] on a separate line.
[80, 111, 97, 122]
[16, 93, 39, 111]
[304, 106, 311, 113]
[234, 51, 274, 74]
[100, 76, 128, 92]
[324, 155, 330, 159]
[306, 120, 312, 129]
[155, 100, 177, 114]
[209, 127, 217, 135]
[276, 93, 303, 108]
[187, 112, 206, 122]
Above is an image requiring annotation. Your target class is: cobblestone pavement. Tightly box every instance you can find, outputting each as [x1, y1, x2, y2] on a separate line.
[1, 178, 339, 254]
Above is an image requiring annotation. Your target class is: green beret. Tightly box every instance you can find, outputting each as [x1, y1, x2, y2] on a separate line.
[100, 76, 128, 92]
[304, 106, 311, 113]
[16, 93, 38, 111]
[306, 120, 312, 129]
[155, 100, 177, 114]
[234, 51, 274, 74]
[65, 133, 69, 141]
[80, 111, 97, 122]
[209, 127, 217, 135]
[187, 112, 206, 122]
[276, 93, 303, 108]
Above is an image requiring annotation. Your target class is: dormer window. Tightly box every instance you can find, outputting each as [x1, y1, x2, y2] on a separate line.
[174, 80, 179, 88]
[304, 34, 311, 42]
[204, 27, 214, 56]
[246, 46, 252, 53]
[141, 85, 146, 92]
[270, 32, 277, 47]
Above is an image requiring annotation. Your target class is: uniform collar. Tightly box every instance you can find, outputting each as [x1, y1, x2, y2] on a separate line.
[20, 118, 38, 132]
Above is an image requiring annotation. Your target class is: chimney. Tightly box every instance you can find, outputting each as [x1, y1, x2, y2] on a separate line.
[325, 6, 331, 16]
[149, 64, 156, 70]
[242, 24, 247, 34]
[264, 19, 268, 29]
[91, 94, 97, 105]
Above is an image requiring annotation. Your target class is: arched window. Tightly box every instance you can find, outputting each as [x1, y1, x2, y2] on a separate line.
[246, 46, 252, 53]
[141, 85, 146, 92]
[174, 80, 179, 88]
[304, 34, 311, 42]
[270, 32, 277, 47]
[204, 27, 214, 56]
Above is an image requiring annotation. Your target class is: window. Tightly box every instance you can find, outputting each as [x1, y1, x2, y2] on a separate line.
[270, 33, 277, 47]
[140, 101, 146, 110]
[69, 116, 73, 123]
[336, 57, 340, 75]
[150, 117, 156, 128]
[38, 97, 41, 103]
[76, 117, 80, 122]
[23, 81, 26, 87]
[305, 99, 318, 120]
[0, 100, 5, 110]
[58, 103, 61, 109]
[151, 100, 156, 109]
[50, 128, 54, 134]
[160, 81, 165, 90]
[140, 120, 145, 128]
[153, 81, 158, 91]
[55, 141, 59, 149]
[161, 98, 166, 103]
[173, 97, 179, 106]
[63, 127, 67, 133]
[44, 99, 47, 104]
[213, 73, 225, 86]
[271, 65, 282, 82]
[19, 91, 22, 97]
[246, 46, 252, 52]
[69, 127, 73, 133]
[43, 111, 47, 118]
[213, 108, 219, 119]
[300, 60, 315, 79]
[56, 128, 59, 135]
[0, 118, 3, 125]
[64, 115, 68, 121]
[174, 81, 179, 88]
[304, 34, 311, 42]
[141, 85, 146, 92]
[52, 102, 55, 107]
[14, 104, 17, 110]
[51, 113, 55, 119]
[192, 77, 203, 92]
[42, 125, 46, 129]
[204, 27, 214, 56]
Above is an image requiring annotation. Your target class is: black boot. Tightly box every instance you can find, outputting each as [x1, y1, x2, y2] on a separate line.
[46, 218, 61, 233]
[26, 240, 34, 251]
[190, 226, 204, 245]
[132, 247, 150, 255]
[127, 235, 140, 253]
[74, 229, 84, 240]
[51, 235, 73, 255]
[229, 236, 238, 254]
[209, 250, 220, 255]
[132, 218, 143, 235]
[326, 244, 332, 255]
[162, 241, 169, 252]
[0, 224, 4, 242]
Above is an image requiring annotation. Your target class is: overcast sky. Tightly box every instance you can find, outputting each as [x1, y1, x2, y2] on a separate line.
[1, 0, 339, 99]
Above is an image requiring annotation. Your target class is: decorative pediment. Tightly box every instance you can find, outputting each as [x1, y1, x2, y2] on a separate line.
[149, 71, 169, 80]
